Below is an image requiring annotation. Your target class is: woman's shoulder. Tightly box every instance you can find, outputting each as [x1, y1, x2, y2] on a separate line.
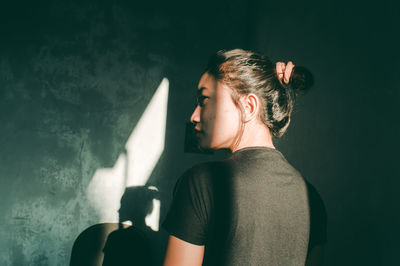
[175, 161, 228, 189]
[185, 160, 226, 175]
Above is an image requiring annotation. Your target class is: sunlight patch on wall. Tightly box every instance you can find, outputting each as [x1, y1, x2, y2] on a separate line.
[86, 78, 169, 231]
[125, 78, 169, 187]
[86, 154, 127, 222]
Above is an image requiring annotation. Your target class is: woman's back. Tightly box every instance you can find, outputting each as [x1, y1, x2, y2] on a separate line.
[163, 146, 310, 265]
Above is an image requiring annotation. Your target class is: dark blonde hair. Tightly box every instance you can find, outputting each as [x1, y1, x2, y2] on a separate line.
[204, 49, 313, 138]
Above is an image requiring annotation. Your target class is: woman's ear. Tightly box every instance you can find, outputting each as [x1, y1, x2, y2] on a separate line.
[241, 93, 260, 122]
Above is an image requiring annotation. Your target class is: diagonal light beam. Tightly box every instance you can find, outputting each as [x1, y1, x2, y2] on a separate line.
[86, 78, 169, 230]
[125, 78, 169, 187]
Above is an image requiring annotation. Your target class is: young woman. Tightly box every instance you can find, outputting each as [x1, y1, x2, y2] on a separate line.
[162, 49, 324, 265]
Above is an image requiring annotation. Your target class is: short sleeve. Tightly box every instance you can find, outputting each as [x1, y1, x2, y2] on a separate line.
[162, 166, 212, 245]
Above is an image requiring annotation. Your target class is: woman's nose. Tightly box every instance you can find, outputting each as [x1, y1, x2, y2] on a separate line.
[190, 105, 201, 124]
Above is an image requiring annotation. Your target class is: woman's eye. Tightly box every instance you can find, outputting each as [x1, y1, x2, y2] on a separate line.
[197, 95, 209, 107]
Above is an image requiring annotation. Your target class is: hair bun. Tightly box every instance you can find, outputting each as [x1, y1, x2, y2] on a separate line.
[290, 66, 314, 96]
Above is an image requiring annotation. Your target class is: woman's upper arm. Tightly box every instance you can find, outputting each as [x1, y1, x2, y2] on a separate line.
[163, 235, 205, 266]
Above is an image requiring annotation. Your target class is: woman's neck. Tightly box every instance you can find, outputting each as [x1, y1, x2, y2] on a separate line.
[230, 121, 275, 153]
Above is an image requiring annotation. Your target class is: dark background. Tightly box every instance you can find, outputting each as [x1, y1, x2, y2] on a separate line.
[0, 0, 399, 265]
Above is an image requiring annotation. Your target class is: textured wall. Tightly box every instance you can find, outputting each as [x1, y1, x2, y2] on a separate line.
[0, 2, 167, 264]
[0, 0, 398, 265]
[0, 1, 248, 265]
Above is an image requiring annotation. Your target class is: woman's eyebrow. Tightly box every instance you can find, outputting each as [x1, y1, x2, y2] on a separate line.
[198, 87, 211, 95]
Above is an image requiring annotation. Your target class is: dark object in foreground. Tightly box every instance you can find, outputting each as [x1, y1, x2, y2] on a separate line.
[70, 223, 155, 266]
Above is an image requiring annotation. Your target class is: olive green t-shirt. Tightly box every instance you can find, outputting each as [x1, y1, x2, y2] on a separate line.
[163, 147, 311, 265]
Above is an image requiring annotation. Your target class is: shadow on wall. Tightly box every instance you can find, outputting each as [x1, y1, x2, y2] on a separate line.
[70, 186, 160, 266]
[70, 78, 169, 266]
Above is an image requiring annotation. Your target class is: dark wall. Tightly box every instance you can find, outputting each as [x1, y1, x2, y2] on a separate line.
[0, 0, 398, 265]
[250, 1, 399, 265]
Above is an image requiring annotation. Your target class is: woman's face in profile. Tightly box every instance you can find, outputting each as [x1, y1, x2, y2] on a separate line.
[190, 72, 241, 150]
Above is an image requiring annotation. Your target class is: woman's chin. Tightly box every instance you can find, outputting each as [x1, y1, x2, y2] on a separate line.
[198, 139, 213, 151]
